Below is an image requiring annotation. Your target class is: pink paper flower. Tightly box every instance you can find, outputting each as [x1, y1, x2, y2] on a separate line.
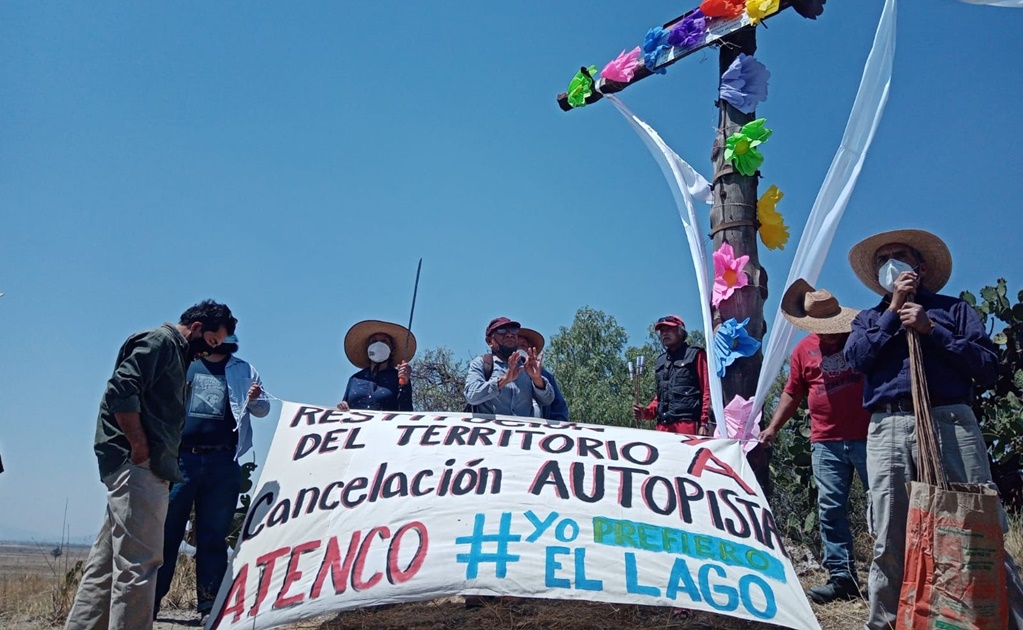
[712, 242, 750, 306]
[716, 395, 761, 452]
[601, 47, 642, 83]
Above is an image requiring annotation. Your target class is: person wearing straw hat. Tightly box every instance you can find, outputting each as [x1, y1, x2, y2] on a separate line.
[843, 229, 1023, 629]
[517, 327, 569, 421]
[632, 315, 710, 435]
[154, 333, 270, 623]
[337, 320, 415, 412]
[463, 317, 554, 416]
[760, 280, 869, 604]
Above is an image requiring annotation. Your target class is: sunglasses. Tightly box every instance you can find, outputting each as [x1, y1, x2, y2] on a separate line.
[656, 317, 681, 325]
[493, 327, 520, 336]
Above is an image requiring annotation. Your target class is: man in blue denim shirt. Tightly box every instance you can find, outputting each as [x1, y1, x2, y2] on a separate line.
[153, 334, 271, 623]
[464, 317, 554, 416]
[843, 229, 1023, 630]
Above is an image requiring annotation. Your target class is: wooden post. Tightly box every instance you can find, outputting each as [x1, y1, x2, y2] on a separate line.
[710, 25, 766, 405]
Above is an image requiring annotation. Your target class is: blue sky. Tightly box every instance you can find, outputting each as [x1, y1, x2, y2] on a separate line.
[1, 1, 1021, 541]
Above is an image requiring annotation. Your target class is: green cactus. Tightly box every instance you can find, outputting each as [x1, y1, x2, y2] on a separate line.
[961, 279, 1023, 509]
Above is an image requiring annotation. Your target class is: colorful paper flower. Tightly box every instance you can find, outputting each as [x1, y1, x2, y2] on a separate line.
[757, 185, 790, 250]
[642, 26, 669, 75]
[719, 53, 770, 114]
[668, 10, 707, 49]
[720, 395, 761, 451]
[746, 0, 781, 25]
[566, 65, 598, 108]
[601, 47, 642, 83]
[714, 317, 761, 377]
[700, 0, 746, 19]
[713, 242, 750, 306]
[724, 118, 772, 176]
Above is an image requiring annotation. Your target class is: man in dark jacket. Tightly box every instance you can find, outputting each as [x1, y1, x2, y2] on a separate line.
[843, 229, 1023, 629]
[66, 300, 236, 630]
[633, 315, 710, 435]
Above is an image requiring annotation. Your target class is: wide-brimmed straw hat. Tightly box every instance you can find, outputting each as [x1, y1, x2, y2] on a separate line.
[849, 229, 952, 296]
[518, 328, 545, 353]
[782, 279, 859, 335]
[344, 320, 417, 369]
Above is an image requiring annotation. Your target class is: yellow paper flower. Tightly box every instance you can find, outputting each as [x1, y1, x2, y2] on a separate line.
[746, 0, 780, 25]
[757, 185, 790, 250]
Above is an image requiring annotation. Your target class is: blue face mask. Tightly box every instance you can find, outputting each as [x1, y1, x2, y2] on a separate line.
[877, 258, 915, 293]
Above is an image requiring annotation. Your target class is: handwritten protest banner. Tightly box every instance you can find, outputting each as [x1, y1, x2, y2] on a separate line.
[207, 402, 821, 630]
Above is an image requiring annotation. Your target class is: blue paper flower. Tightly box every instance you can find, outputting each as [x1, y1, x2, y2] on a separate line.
[642, 26, 669, 75]
[719, 53, 771, 115]
[714, 317, 761, 377]
[667, 10, 707, 49]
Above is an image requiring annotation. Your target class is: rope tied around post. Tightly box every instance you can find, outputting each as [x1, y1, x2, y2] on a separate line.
[709, 218, 760, 238]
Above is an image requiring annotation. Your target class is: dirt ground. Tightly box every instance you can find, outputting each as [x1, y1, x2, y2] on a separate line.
[2, 542, 868, 630]
[152, 591, 867, 630]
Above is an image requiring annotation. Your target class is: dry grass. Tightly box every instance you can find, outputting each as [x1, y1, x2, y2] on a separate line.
[1008, 512, 1023, 561]
[0, 544, 86, 629]
[3, 517, 1020, 630]
[161, 554, 199, 612]
[315, 587, 868, 630]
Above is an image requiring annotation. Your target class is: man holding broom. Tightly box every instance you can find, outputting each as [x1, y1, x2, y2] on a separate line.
[843, 229, 1023, 629]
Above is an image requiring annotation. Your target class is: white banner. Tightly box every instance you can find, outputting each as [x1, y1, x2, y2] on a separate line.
[208, 403, 820, 630]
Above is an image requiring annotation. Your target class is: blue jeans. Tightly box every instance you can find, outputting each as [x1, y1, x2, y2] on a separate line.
[811, 439, 869, 582]
[154, 450, 241, 614]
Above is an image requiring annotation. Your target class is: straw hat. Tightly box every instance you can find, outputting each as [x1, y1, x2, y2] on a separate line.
[849, 229, 952, 296]
[518, 328, 545, 353]
[781, 279, 859, 335]
[344, 320, 417, 369]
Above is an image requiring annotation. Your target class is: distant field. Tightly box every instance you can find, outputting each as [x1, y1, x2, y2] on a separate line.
[0, 543, 90, 577]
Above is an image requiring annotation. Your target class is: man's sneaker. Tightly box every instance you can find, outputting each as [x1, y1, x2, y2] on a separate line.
[806, 577, 860, 604]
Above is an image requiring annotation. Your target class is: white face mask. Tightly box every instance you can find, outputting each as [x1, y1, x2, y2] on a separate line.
[877, 258, 915, 293]
[367, 341, 391, 364]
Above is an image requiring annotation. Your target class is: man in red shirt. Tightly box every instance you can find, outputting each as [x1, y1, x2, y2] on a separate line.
[633, 315, 711, 435]
[760, 280, 869, 604]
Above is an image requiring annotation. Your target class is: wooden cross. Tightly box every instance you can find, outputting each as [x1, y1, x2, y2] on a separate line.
[556, 0, 826, 415]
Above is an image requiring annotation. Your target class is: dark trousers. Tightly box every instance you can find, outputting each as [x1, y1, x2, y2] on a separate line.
[154, 450, 241, 614]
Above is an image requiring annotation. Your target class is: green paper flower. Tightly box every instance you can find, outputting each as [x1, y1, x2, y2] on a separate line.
[724, 118, 773, 176]
[567, 65, 598, 108]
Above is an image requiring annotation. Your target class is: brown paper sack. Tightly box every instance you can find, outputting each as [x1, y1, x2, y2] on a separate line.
[896, 481, 1009, 630]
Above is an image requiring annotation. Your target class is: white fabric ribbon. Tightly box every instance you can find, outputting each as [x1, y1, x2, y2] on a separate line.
[606, 94, 726, 426]
[958, 0, 1023, 7]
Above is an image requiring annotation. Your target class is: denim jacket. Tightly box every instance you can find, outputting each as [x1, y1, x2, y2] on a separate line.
[222, 356, 271, 459]
[464, 354, 554, 416]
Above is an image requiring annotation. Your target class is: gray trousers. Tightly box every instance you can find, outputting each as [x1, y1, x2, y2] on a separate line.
[865, 404, 1023, 630]
[66, 460, 170, 630]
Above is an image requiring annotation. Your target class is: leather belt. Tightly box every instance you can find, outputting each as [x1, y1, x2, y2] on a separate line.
[186, 445, 235, 454]
[870, 397, 969, 414]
